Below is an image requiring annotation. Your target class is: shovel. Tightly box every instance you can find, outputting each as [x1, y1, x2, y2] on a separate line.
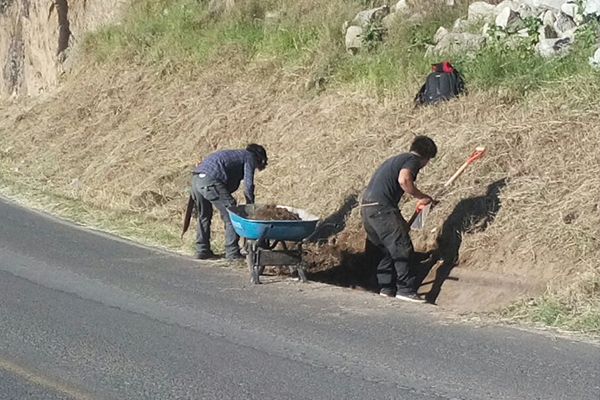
[409, 146, 486, 230]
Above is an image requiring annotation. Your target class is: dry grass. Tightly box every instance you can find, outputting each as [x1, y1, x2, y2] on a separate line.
[0, 0, 598, 330]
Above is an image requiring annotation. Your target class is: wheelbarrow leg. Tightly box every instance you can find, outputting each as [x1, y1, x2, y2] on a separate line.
[297, 244, 307, 283]
[297, 263, 308, 283]
[246, 241, 261, 284]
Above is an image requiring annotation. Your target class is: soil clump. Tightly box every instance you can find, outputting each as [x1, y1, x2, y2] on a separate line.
[247, 205, 301, 221]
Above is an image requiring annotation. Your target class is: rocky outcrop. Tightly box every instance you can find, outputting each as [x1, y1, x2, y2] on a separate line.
[343, 5, 390, 54]
[0, 0, 126, 99]
[431, 0, 600, 57]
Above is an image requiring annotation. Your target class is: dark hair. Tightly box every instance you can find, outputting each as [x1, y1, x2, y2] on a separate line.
[246, 143, 268, 168]
[410, 136, 437, 159]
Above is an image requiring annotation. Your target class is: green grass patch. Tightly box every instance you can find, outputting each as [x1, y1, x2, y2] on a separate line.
[499, 270, 600, 335]
[84, 0, 599, 97]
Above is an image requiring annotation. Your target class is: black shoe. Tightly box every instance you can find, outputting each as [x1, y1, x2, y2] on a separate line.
[226, 252, 244, 260]
[395, 292, 427, 303]
[194, 251, 216, 260]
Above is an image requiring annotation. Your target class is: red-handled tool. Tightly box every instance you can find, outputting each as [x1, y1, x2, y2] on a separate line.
[408, 146, 486, 229]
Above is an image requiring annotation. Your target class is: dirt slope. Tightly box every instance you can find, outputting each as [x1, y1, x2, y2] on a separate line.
[1, 59, 598, 311]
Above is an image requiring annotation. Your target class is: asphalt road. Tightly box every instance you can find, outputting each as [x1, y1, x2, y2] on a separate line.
[0, 197, 598, 400]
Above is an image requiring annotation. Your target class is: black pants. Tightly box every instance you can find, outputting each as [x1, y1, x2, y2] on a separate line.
[361, 204, 416, 295]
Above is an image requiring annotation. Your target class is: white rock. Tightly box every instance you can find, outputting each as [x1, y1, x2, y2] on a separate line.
[541, 9, 557, 26]
[584, 0, 600, 16]
[495, 0, 520, 15]
[561, 1, 579, 17]
[554, 12, 577, 34]
[468, 2, 496, 20]
[533, 0, 568, 11]
[382, 12, 402, 29]
[446, 0, 455, 5]
[394, 0, 409, 13]
[433, 26, 450, 44]
[351, 6, 390, 27]
[452, 18, 467, 32]
[589, 46, 600, 69]
[345, 26, 363, 54]
[517, 4, 539, 18]
[536, 37, 571, 57]
[496, 7, 523, 30]
[434, 32, 486, 54]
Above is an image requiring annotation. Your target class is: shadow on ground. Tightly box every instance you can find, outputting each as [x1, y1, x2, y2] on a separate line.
[306, 179, 507, 303]
[420, 178, 507, 303]
[307, 193, 359, 242]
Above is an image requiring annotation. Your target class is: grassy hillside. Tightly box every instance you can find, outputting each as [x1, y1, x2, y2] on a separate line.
[0, 0, 598, 333]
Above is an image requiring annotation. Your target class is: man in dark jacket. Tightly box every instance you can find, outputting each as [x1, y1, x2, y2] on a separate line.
[191, 144, 268, 260]
[361, 136, 437, 303]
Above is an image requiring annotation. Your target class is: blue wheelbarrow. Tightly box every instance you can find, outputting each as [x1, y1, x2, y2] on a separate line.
[227, 204, 320, 284]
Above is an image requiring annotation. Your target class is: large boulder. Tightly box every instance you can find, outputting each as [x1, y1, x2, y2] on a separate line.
[536, 37, 571, 57]
[433, 32, 486, 55]
[496, 7, 525, 30]
[350, 6, 390, 28]
[345, 26, 363, 54]
[468, 1, 496, 21]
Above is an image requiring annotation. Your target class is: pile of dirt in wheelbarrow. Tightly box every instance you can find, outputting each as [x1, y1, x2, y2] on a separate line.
[247, 205, 301, 221]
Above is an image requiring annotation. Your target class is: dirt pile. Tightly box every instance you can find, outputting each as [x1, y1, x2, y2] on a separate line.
[247, 205, 301, 221]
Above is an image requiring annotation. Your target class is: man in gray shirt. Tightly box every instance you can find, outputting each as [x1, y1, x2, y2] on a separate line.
[362, 136, 437, 303]
[191, 144, 268, 260]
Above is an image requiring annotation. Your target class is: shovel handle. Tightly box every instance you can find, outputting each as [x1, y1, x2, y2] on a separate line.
[407, 146, 486, 229]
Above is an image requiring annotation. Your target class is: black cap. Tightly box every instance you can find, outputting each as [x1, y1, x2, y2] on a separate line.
[246, 143, 268, 167]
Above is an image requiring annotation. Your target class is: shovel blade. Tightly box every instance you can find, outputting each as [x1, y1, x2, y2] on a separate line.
[410, 204, 431, 230]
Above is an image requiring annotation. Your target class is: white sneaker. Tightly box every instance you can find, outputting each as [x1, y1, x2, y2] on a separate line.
[395, 292, 427, 303]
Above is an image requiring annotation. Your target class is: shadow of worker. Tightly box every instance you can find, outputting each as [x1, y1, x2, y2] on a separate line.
[308, 193, 359, 243]
[425, 178, 507, 304]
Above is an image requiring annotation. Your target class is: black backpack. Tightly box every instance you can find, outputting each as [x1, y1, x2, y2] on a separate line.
[414, 61, 465, 106]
